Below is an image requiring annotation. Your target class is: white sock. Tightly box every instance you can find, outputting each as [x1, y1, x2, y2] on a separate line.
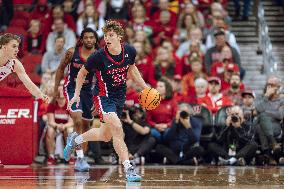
[122, 160, 132, 171]
[76, 149, 84, 158]
[75, 135, 84, 145]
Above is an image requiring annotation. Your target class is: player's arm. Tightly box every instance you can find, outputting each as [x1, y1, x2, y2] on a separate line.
[74, 66, 89, 97]
[54, 48, 75, 98]
[128, 64, 148, 90]
[68, 53, 95, 110]
[67, 65, 89, 109]
[13, 59, 49, 102]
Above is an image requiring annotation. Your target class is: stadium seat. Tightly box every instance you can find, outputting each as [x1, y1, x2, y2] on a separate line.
[214, 106, 232, 132]
[10, 19, 29, 29]
[21, 53, 43, 74]
[5, 26, 27, 39]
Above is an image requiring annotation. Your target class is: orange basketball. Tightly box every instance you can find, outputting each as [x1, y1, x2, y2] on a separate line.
[138, 88, 161, 110]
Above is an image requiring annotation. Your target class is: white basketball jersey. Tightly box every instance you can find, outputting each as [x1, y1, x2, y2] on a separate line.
[0, 59, 16, 81]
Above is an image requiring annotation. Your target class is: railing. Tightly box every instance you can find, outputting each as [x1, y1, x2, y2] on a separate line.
[257, 1, 278, 74]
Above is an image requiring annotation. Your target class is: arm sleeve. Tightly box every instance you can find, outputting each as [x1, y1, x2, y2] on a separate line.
[84, 52, 99, 72]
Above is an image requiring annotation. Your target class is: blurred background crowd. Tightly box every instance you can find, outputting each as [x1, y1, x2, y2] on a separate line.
[1, 0, 284, 166]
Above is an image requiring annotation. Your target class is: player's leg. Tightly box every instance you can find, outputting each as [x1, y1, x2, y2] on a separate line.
[64, 88, 90, 171]
[46, 124, 56, 165]
[103, 112, 141, 182]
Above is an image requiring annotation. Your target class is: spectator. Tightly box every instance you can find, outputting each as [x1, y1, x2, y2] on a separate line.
[146, 77, 177, 143]
[42, 35, 66, 73]
[211, 45, 234, 79]
[206, 24, 240, 54]
[178, 3, 205, 29]
[208, 106, 257, 165]
[151, 0, 177, 26]
[46, 18, 76, 52]
[121, 104, 156, 165]
[197, 76, 232, 114]
[180, 41, 204, 75]
[131, 5, 154, 37]
[223, 73, 244, 105]
[221, 63, 245, 91]
[125, 77, 140, 106]
[150, 47, 181, 84]
[134, 30, 152, 55]
[30, 0, 50, 23]
[153, 10, 176, 44]
[46, 80, 74, 165]
[132, 41, 155, 86]
[241, 89, 257, 126]
[155, 102, 204, 165]
[177, 13, 196, 43]
[24, 19, 45, 54]
[181, 55, 207, 97]
[194, 77, 208, 99]
[204, 28, 241, 74]
[43, 4, 76, 36]
[176, 27, 206, 58]
[255, 76, 284, 155]
[37, 77, 53, 156]
[125, 25, 135, 44]
[76, 3, 105, 38]
[105, 0, 130, 22]
[63, 0, 79, 21]
[233, 0, 252, 21]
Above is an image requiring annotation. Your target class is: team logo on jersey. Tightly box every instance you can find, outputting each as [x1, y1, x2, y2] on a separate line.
[125, 54, 129, 58]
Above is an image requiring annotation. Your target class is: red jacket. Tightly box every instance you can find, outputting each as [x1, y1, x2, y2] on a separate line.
[197, 93, 232, 114]
[146, 98, 177, 128]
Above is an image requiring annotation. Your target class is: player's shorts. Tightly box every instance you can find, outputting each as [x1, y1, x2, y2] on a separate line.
[64, 86, 93, 121]
[93, 96, 125, 122]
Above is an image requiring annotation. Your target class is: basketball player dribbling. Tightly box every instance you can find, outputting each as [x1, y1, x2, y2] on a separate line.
[54, 28, 99, 172]
[0, 33, 49, 102]
[64, 20, 149, 181]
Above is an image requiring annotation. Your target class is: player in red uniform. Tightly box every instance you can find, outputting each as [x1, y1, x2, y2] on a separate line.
[0, 33, 49, 102]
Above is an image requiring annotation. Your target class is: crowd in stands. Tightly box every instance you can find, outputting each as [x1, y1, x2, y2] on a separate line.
[1, 0, 284, 166]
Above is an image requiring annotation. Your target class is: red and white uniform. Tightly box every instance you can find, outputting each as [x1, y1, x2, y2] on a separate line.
[0, 59, 16, 82]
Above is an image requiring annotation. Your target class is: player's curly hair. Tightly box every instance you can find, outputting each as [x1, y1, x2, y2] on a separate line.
[0, 33, 21, 49]
[102, 20, 125, 37]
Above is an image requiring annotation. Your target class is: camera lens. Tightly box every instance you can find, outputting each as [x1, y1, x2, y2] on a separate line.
[231, 115, 239, 123]
[180, 111, 189, 119]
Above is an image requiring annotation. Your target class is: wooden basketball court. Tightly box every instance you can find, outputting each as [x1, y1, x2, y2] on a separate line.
[1, 165, 284, 188]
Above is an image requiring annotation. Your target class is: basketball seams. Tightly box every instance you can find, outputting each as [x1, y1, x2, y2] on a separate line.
[138, 88, 161, 110]
[144, 88, 152, 104]
[146, 93, 161, 110]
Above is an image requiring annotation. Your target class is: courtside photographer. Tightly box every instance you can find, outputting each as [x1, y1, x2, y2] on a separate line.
[208, 106, 257, 165]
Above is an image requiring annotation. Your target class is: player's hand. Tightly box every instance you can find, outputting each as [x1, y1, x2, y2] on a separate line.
[68, 95, 80, 110]
[41, 94, 50, 104]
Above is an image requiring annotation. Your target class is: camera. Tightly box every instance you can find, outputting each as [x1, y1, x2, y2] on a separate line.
[231, 114, 240, 123]
[180, 111, 189, 119]
[121, 111, 127, 119]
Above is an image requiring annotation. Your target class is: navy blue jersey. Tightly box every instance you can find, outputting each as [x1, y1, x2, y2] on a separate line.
[85, 43, 136, 97]
[65, 46, 94, 89]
